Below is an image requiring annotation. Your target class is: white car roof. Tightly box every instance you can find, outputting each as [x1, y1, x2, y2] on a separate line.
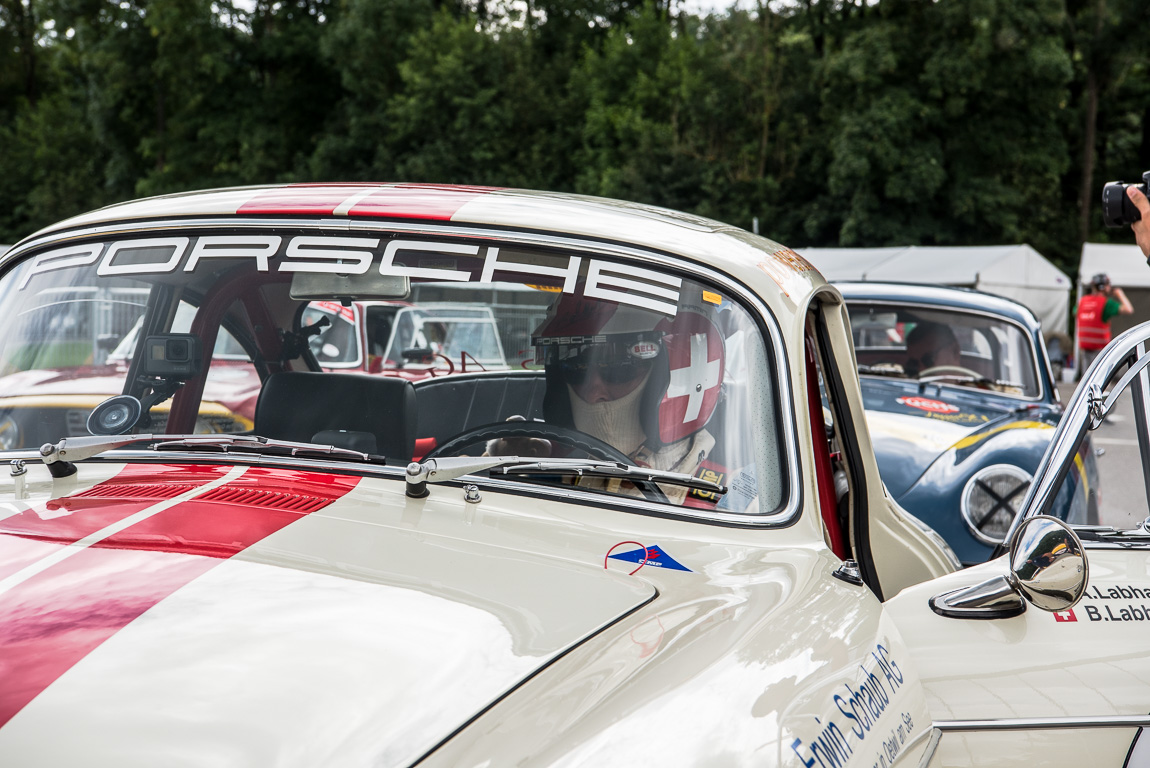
[9, 184, 830, 319]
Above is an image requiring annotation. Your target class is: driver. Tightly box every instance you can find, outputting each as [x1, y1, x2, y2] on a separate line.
[492, 294, 727, 506]
[904, 321, 961, 377]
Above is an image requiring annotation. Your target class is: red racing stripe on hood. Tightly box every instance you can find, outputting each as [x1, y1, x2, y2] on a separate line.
[0, 464, 232, 582]
[0, 466, 360, 728]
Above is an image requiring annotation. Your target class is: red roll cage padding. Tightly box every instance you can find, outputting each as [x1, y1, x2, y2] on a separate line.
[805, 336, 848, 559]
[167, 266, 292, 434]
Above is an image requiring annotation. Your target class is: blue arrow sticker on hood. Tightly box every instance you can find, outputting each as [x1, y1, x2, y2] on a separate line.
[608, 545, 692, 572]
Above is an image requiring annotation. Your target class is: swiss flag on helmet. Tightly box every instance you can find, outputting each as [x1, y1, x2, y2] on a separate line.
[655, 311, 724, 444]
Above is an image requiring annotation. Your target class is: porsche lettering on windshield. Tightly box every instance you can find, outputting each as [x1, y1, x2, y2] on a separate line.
[17, 235, 683, 317]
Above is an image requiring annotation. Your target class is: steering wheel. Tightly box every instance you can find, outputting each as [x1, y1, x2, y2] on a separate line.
[918, 365, 984, 381]
[425, 421, 669, 503]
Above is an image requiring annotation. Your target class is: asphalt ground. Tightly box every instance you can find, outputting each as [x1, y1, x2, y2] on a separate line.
[1056, 379, 1150, 530]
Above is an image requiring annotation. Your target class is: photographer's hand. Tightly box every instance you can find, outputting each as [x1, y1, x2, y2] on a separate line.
[1127, 187, 1150, 257]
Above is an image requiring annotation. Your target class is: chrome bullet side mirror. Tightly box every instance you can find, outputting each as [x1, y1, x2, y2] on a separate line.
[1007, 515, 1088, 612]
[930, 515, 1087, 619]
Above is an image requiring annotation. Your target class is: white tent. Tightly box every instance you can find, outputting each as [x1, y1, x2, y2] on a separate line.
[1079, 243, 1148, 290]
[799, 244, 1072, 333]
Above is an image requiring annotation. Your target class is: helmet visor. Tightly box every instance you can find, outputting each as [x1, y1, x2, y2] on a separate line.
[534, 334, 661, 386]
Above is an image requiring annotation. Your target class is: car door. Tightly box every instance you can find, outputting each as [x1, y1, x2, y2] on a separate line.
[885, 321, 1150, 767]
[808, 290, 962, 600]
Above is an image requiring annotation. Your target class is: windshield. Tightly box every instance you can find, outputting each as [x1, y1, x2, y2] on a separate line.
[846, 301, 1041, 398]
[302, 302, 362, 367]
[0, 230, 787, 516]
[110, 301, 254, 362]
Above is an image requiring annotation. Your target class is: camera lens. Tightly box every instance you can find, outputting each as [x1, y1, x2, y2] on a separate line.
[1102, 175, 1149, 228]
[167, 339, 189, 361]
[1102, 182, 1131, 228]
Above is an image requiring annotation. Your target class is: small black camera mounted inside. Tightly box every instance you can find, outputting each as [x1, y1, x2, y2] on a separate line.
[1102, 171, 1150, 228]
[141, 334, 202, 379]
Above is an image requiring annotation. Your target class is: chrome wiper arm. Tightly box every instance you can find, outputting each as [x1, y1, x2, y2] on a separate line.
[40, 433, 159, 478]
[38, 433, 388, 478]
[489, 458, 729, 495]
[404, 455, 542, 498]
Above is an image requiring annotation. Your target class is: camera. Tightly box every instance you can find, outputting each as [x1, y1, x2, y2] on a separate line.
[1102, 171, 1150, 228]
[141, 334, 202, 379]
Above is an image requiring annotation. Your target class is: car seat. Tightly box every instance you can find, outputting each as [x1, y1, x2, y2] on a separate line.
[255, 371, 417, 460]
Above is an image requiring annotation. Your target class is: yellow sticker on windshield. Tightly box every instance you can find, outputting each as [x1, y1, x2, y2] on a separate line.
[702, 290, 722, 305]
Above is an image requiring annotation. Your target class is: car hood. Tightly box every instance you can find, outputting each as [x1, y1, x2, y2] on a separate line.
[860, 380, 1055, 498]
[0, 363, 261, 413]
[0, 463, 654, 766]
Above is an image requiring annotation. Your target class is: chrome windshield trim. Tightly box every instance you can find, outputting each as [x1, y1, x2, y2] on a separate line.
[934, 715, 1150, 731]
[1, 216, 802, 527]
[6, 448, 791, 528]
[843, 298, 1047, 403]
[909, 727, 941, 768]
[1004, 320, 1150, 546]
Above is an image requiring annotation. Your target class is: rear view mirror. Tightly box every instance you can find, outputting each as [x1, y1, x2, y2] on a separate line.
[852, 311, 898, 331]
[290, 272, 410, 301]
[401, 347, 434, 363]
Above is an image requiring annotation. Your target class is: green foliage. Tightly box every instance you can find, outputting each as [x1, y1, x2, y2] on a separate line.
[0, 0, 1147, 274]
[818, 0, 1074, 258]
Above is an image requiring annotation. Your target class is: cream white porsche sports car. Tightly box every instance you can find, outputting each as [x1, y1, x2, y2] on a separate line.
[0, 184, 1148, 767]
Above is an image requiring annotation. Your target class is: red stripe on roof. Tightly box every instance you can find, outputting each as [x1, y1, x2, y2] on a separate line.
[235, 183, 501, 220]
[0, 466, 359, 727]
[236, 184, 380, 215]
[346, 184, 501, 220]
[0, 465, 231, 582]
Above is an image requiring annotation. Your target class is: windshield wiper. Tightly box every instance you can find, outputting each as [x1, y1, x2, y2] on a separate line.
[918, 373, 1024, 390]
[489, 458, 728, 494]
[152, 435, 387, 464]
[37, 433, 386, 478]
[402, 455, 728, 499]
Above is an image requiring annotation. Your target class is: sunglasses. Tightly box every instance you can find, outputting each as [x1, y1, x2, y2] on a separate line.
[558, 356, 654, 387]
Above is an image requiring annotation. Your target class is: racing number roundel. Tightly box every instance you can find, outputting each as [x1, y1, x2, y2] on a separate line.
[896, 396, 959, 414]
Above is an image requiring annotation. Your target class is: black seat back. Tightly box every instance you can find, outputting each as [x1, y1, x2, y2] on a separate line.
[255, 372, 417, 460]
[413, 372, 546, 445]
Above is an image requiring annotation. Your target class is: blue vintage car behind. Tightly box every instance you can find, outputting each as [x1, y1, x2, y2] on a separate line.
[837, 282, 1099, 565]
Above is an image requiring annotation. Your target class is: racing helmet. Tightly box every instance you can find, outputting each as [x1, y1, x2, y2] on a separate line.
[532, 292, 725, 449]
[1091, 273, 1111, 290]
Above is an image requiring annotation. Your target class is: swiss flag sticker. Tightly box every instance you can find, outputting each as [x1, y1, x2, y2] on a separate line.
[1053, 609, 1077, 622]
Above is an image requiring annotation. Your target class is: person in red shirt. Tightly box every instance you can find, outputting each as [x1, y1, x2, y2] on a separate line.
[1076, 272, 1133, 373]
